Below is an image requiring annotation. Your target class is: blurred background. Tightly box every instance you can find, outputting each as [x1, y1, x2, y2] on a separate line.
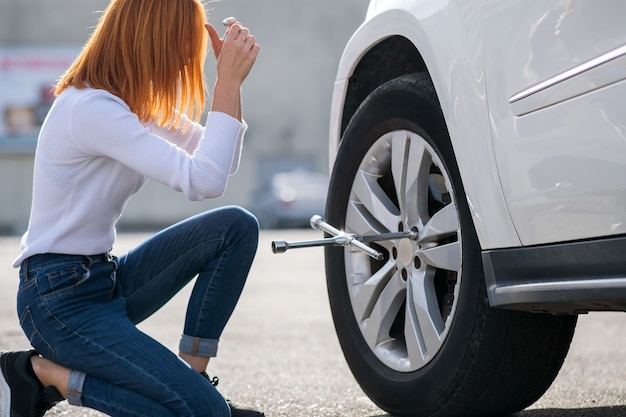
[0, 0, 368, 234]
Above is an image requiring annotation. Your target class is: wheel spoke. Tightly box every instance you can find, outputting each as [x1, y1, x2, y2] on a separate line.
[417, 203, 461, 272]
[404, 269, 445, 365]
[393, 134, 430, 224]
[420, 241, 461, 272]
[344, 200, 395, 255]
[352, 167, 400, 233]
[346, 201, 384, 236]
[351, 261, 396, 322]
[391, 132, 409, 216]
[419, 203, 460, 243]
[361, 270, 406, 350]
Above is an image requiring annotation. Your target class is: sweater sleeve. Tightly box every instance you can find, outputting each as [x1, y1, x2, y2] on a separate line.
[144, 114, 205, 154]
[145, 115, 247, 175]
[71, 91, 246, 201]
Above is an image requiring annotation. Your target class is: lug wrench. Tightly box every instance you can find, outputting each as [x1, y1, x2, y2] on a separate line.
[271, 215, 417, 261]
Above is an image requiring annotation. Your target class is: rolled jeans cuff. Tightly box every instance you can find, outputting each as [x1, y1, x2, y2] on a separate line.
[66, 370, 86, 406]
[179, 334, 219, 358]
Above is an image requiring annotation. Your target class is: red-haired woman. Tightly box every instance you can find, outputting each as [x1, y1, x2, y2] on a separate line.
[0, 0, 263, 415]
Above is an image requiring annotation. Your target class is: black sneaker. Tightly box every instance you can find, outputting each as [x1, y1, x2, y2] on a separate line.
[0, 351, 64, 417]
[200, 372, 265, 417]
[226, 400, 266, 417]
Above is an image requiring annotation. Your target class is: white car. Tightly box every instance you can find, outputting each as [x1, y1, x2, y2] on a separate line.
[323, 1, 626, 416]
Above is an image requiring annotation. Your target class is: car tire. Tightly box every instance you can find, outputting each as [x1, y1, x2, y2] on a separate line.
[324, 73, 578, 417]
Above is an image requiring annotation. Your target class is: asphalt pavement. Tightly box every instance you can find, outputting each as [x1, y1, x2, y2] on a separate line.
[1, 230, 625, 417]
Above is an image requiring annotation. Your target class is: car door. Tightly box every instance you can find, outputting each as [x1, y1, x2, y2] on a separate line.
[480, 0, 626, 246]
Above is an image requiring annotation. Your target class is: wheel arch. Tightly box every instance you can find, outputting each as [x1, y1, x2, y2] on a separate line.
[329, 9, 433, 156]
[340, 35, 428, 136]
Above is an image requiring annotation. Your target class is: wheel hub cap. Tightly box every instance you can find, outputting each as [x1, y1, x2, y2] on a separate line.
[397, 238, 414, 268]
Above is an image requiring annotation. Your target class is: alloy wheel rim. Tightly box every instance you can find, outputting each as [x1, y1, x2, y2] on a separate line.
[343, 130, 462, 372]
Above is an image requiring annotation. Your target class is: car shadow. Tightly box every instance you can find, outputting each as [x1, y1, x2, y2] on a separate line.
[369, 405, 626, 417]
[510, 407, 626, 417]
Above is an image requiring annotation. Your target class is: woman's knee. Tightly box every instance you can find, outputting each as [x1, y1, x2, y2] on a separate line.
[220, 206, 259, 243]
[227, 205, 259, 229]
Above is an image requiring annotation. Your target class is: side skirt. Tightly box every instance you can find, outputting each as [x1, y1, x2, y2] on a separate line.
[482, 236, 626, 314]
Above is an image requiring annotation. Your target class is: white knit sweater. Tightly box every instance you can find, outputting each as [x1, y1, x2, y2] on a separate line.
[13, 87, 247, 267]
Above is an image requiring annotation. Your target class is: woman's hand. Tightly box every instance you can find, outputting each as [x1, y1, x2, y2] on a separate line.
[206, 18, 260, 87]
[205, 22, 225, 60]
[206, 18, 260, 120]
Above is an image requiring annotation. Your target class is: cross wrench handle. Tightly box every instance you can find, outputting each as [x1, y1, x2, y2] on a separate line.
[272, 238, 338, 254]
[309, 215, 341, 235]
[310, 215, 384, 260]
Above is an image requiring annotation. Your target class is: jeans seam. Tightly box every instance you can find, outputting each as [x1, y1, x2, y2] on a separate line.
[191, 337, 200, 355]
[191, 249, 226, 337]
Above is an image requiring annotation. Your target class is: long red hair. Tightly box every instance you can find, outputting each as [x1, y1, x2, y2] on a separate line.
[55, 0, 208, 129]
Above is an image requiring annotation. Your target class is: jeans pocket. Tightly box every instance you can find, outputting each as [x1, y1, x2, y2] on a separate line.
[19, 307, 55, 361]
[41, 262, 118, 306]
[41, 265, 90, 301]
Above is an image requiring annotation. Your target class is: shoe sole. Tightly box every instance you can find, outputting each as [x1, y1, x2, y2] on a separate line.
[0, 353, 11, 417]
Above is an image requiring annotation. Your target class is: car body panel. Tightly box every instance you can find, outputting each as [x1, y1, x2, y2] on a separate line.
[481, 1, 626, 245]
[329, 1, 522, 249]
[330, 0, 626, 249]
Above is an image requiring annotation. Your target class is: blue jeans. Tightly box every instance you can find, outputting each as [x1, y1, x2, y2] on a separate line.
[16, 206, 259, 416]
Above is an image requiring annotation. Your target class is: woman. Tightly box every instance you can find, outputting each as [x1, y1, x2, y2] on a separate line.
[0, 0, 263, 415]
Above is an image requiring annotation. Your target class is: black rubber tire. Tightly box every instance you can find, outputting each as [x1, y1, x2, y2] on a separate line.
[324, 73, 577, 417]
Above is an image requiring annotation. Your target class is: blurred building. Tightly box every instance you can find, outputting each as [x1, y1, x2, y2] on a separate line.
[0, 0, 366, 234]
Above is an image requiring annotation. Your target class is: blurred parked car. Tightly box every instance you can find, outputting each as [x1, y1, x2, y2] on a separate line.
[250, 171, 328, 229]
[322, 1, 626, 417]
